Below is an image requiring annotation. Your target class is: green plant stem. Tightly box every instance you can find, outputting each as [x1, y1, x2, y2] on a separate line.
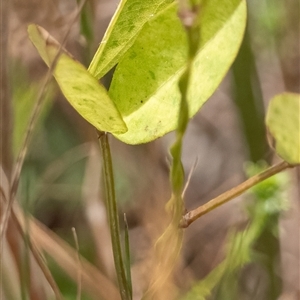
[232, 28, 267, 162]
[98, 131, 131, 300]
[168, 0, 201, 226]
[143, 4, 201, 298]
[180, 161, 293, 228]
[123, 214, 132, 299]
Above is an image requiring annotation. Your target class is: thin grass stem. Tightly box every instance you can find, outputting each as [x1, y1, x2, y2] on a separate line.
[72, 227, 82, 300]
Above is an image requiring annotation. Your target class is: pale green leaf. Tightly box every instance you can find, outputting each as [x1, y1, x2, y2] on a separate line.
[266, 93, 300, 164]
[110, 0, 247, 144]
[27, 24, 127, 134]
[88, 0, 173, 79]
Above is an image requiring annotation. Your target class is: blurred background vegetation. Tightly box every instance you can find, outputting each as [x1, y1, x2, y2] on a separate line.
[0, 0, 299, 299]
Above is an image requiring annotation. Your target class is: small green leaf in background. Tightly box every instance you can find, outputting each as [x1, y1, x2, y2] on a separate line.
[27, 24, 127, 134]
[109, 0, 247, 144]
[88, 0, 173, 79]
[266, 92, 300, 164]
[77, 0, 95, 64]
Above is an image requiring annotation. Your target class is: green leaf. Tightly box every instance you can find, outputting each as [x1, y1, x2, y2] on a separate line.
[88, 0, 173, 79]
[109, 0, 247, 144]
[77, 0, 94, 44]
[266, 93, 300, 164]
[27, 24, 127, 134]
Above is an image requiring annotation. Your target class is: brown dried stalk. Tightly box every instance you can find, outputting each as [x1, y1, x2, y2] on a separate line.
[180, 161, 294, 228]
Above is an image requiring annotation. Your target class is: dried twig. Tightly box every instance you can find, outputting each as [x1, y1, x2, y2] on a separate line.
[180, 161, 294, 228]
[72, 227, 82, 300]
[0, 0, 12, 176]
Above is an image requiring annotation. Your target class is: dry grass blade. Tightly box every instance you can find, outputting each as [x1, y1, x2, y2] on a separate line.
[13, 213, 63, 300]
[0, 166, 21, 299]
[72, 227, 82, 300]
[0, 165, 9, 208]
[13, 203, 120, 300]
[0, 0, 13, 175]
[0, 165, 63, 299]
[1, 233, 22, 299]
